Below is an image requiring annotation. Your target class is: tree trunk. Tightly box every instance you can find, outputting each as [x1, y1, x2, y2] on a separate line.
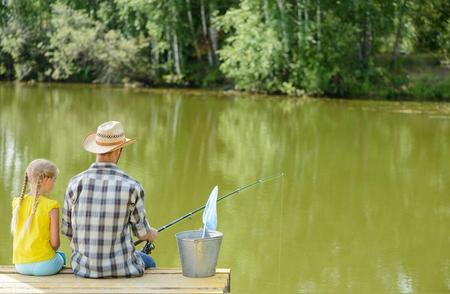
[209, 25, 218, 64]
[361, 0, 372, 70]
[263, 0, 270, 22]
[173, 31, 182, 76]
[200, 0, 213, 66]
[170, 1, 182, 75]
[167, 30, 173, 69]
[186, 0, 201, 61]
[391, 0, 407, 68]
[90, 0, 98, 20]
[209, 2, 218, 64]
[151, 39, 159, 77]
[276, 0, 289, 54]
[316, 0, 321, 50]
[304, 0, 309, 40]
[297, 0, 303, 47]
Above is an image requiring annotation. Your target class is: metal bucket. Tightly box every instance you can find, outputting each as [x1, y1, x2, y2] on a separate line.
[176, 229, 223, 278]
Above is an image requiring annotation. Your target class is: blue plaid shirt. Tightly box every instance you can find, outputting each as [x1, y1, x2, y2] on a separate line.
[62, 162, 152, 278]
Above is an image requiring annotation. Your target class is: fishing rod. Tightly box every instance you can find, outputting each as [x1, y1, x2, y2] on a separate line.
[135, 173, 284, 254]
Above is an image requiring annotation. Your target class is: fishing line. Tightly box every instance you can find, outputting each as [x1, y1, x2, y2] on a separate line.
[135, 173, 284, 254]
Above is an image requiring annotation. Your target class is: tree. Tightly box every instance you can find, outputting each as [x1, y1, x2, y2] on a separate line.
[215, 0, 284, 92]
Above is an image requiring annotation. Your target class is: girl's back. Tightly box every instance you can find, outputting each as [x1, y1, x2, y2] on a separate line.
[11, 158, 65, 276]
[12, 195, 60, 264]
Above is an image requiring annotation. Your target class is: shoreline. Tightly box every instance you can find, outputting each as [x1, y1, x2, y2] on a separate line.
[1, 79, 449, 103]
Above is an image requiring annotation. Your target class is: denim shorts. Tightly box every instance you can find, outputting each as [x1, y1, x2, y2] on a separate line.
[137, 252, 156, 268]
[15, 252, 66, 276]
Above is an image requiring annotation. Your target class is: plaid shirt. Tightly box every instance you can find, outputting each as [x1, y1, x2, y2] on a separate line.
[62, 162, 152, 278]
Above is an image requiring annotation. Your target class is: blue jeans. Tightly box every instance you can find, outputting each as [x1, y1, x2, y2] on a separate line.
[15, 251, 66, 276]
[137, 252, 156, 268]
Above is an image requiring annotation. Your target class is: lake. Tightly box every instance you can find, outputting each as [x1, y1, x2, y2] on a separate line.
[0, 83, 448, 293]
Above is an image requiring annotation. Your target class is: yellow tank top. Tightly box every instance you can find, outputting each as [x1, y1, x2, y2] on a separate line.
[12, 195, 60, 264]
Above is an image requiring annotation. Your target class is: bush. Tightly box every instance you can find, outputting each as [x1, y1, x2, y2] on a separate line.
[215, 1, 284, 93]
[0, 20, 49, 81]
[46, 3, 151, 83]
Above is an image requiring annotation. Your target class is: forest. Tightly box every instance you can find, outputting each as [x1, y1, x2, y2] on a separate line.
[0, 0, 449, 100]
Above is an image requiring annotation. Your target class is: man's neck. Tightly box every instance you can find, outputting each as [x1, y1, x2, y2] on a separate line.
[96, 154, 118, 164]
[96, 149, 121, 164]
[96, 159, 117, 163]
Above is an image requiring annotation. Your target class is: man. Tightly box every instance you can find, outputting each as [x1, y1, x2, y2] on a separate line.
[62, 121, 158, 278]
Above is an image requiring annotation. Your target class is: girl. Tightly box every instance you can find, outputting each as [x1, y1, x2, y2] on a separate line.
[11, 159, 66, 276]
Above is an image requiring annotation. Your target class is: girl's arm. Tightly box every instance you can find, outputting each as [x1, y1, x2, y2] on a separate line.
[49, 208, 60, 250]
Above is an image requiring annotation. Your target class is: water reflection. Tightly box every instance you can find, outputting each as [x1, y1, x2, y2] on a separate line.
[397, 269, 414, 293]
[0, 83, 449, 293]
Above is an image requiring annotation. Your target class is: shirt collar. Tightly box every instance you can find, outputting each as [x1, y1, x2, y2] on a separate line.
[90, 162, 119, 170]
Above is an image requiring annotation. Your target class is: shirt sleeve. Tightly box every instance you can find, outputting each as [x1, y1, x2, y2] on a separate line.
[129, 186, 152, 238]
[48, 199, 60, 211]
[61, 182, 73, 238]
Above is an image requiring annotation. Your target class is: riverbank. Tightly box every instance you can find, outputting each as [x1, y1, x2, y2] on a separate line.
[3, 60, 449, 103]
[3, 53, 449, 103]
[359, 53, 450, 101]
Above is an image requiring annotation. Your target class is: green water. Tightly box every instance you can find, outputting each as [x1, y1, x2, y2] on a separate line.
[0, 83, 449, 293]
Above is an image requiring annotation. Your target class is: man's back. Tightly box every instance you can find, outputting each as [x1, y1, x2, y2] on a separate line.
[62, 162, 152, 278]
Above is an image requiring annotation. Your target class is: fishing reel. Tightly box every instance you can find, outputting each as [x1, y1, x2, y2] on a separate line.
[141, 242, 156, 255]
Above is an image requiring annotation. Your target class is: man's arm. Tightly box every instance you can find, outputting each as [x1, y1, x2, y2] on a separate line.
[61, 183, 73, 239]
[130, 187, 158, 243]
[137, 227, 159, 243]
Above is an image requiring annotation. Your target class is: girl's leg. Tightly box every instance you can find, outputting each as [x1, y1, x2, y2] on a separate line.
[31, 254, 64, 276]
[56, 251, 66, 265]
[15, 263, 34, 275]
[16, 254, 65, 276]
[137, 252, 156, 268]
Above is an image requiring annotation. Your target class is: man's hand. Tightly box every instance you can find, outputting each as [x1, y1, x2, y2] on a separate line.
[138, 227, 159, 243]
[147, 227, 159, 242]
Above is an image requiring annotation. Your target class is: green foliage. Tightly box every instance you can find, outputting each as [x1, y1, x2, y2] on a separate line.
[413, 1, 450, 52]
[46, 3, 150, 83]
[409, 80, 450, 101]
[437, 20, 450, 62]
[0, 19, 49, 81]
[0, 0, 448, 100]
[215, 1, 283, 92]
[292, 12, 360, 96]
[45, 4, 101, 80]
[215, 1, 361, 97]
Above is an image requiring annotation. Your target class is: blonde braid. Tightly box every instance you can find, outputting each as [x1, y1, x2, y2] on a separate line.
[21, 174, 43, 236]
[10, 173, 29, 234]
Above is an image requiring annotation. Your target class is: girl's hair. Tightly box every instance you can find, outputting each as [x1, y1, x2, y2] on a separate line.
[10, 159, 59, 235]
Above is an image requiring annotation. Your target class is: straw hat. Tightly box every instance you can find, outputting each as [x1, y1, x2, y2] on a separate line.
[82, 121, 136, 154]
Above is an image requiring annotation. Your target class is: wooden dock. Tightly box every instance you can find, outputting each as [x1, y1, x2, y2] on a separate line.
[0, 266, 231, 293]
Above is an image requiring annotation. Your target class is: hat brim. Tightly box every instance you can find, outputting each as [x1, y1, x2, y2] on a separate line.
[82, 133, 136, 154]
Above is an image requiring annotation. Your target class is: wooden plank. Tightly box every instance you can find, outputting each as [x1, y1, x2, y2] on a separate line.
[0, 267, 231, 275]
[0, 273, 228, 283]
[0, 288, 223, 294]
[0, 281, 230, 293]
[0, 266, 231, 294]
